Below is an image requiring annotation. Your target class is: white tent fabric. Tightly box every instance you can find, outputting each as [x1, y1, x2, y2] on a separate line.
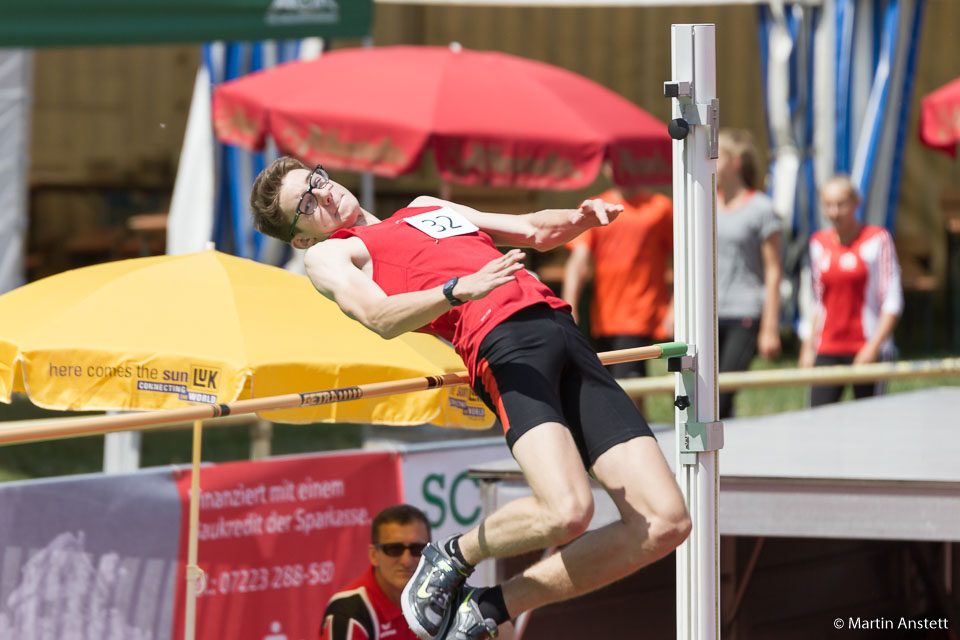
[166, 64, 215, 256]
[0, 50, 31, 296]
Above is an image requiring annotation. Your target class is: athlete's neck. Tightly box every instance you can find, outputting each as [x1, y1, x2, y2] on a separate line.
[373, 568, 402, 606]
[718, 183, 751, 209]
[352, 209, 380, 228]
[834, 221, 862, 246]
[616, 186, 649, 204]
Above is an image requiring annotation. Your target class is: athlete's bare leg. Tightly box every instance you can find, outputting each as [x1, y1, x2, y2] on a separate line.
[457, 422, 595, 561]
[457, 425, 690, 616]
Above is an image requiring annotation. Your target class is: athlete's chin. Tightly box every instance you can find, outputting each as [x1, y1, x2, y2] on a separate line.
[338, 195, 362, 222]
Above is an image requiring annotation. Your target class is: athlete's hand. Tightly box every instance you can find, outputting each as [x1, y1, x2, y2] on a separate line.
[798, 341, 816, 368]
[570, 199, 623, 229]
[453, 249, 526, 301]
[853, 342, 880, 366]
[757, 327, 781, 359]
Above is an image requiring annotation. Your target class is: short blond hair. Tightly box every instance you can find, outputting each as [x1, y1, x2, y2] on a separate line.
[819, 174, 860, 203]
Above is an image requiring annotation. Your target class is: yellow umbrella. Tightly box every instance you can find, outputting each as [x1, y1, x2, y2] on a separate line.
[0, 250, 492, 428]
[0, 337, 16, 403]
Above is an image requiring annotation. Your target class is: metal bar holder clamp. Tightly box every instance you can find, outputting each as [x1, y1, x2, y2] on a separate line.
[663, 81, 720, 159]
[669, 350, 724, 465]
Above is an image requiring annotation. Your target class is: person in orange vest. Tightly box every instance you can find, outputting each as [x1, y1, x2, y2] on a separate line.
[562, 180, 674, 412]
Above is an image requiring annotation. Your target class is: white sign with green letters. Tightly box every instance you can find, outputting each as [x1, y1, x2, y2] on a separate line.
[401, 439, 509, 543]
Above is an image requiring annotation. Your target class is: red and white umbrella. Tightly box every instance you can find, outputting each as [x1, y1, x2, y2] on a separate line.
[919, 76, 960, 157]
[212, 44, 671, 190]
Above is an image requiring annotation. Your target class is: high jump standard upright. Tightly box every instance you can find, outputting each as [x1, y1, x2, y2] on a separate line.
[665, 24, 723, 640]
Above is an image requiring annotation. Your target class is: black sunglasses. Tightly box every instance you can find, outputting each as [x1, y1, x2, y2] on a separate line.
[375, 542, 428, 558]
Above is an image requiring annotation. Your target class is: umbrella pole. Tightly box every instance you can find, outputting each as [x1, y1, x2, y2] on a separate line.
[0, 342, 688, 447]
[184, 419, 205, 640]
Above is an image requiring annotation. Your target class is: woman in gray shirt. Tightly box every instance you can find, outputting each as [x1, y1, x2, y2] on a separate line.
[716, 129, 782, 418]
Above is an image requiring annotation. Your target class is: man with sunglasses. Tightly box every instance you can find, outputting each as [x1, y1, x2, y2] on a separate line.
[251, 157, 690, 640]
[320, 504, 431, 640]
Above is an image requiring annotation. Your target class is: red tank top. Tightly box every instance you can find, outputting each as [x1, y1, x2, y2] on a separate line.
[331, 206, 570, 382]
[809, 225, 898, 356]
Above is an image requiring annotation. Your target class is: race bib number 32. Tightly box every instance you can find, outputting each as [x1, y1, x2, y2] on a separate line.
[404, 207, 479, 240]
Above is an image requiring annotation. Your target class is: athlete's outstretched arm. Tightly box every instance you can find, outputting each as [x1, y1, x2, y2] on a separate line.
[304, 239, 525, 339]
[409, 196, 622, 251]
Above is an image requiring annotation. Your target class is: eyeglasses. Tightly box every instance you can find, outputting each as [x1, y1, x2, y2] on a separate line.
[374, 542, 428, 558]
[289, 164, 330, 241]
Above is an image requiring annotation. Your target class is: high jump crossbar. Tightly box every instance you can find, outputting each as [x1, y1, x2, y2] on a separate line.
[0, 341, 688, 448]
[619, 357, 960, 397]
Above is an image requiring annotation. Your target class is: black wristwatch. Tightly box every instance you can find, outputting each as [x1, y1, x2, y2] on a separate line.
[443, 277, 465, 306]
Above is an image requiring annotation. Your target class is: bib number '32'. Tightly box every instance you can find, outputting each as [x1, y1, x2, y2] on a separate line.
[404, 207, 479, 240]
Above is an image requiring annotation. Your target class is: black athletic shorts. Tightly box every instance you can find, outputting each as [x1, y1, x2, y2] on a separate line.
[471, 304, 654, 470]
